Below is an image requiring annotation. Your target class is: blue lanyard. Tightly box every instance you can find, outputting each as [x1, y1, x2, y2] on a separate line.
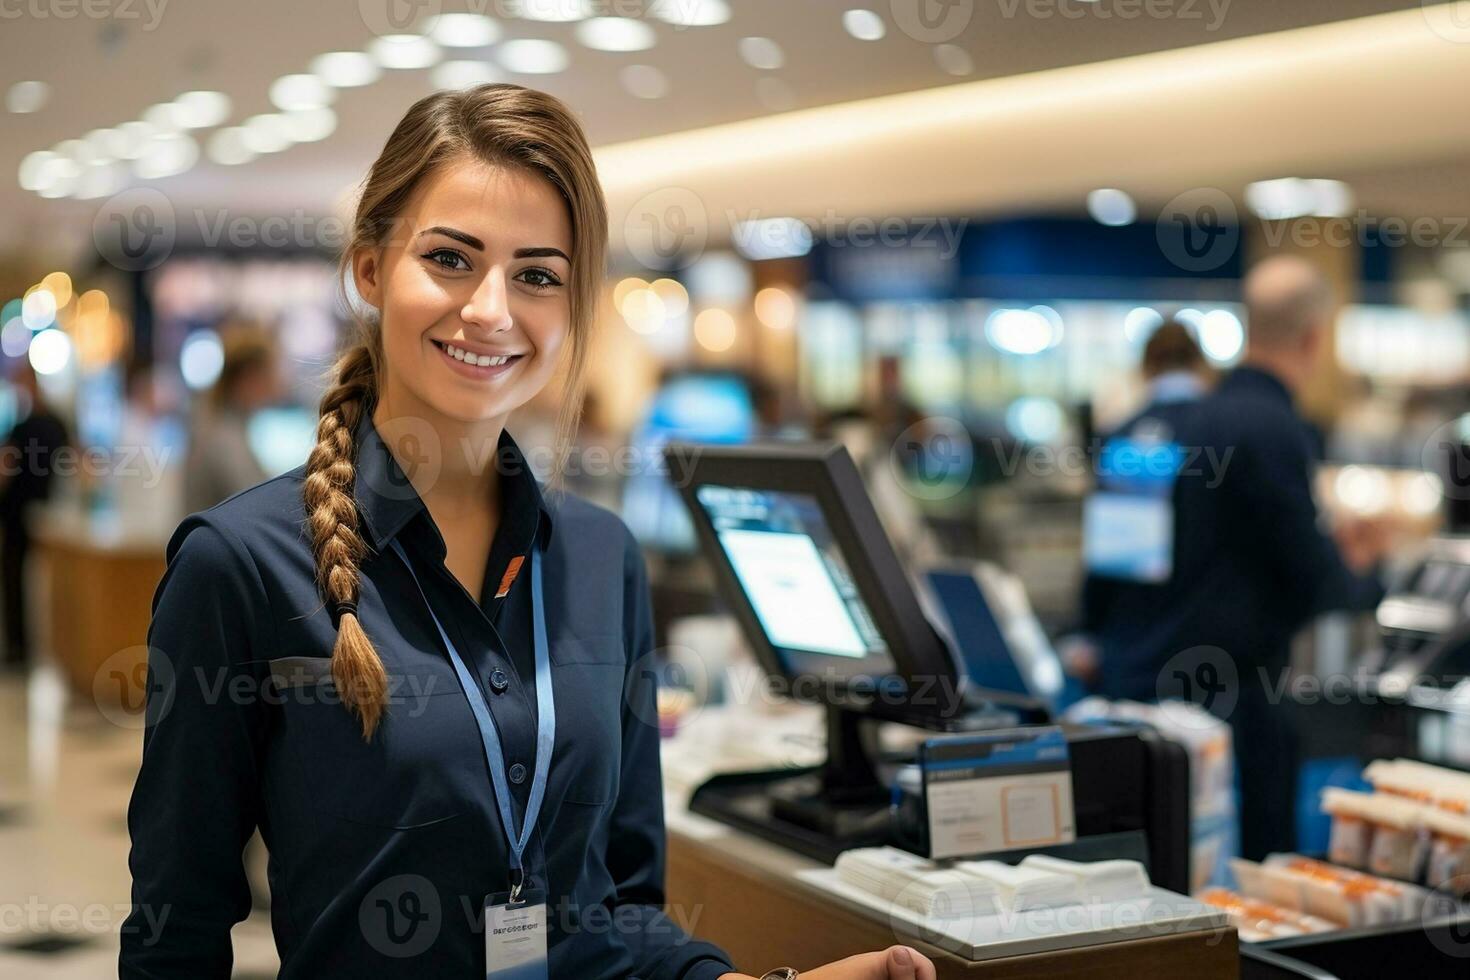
[388, 537, 555, 895]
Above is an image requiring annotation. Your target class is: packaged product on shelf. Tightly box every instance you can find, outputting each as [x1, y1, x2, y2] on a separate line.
[1321, 787, 1376, 870]
[1421, 807, 1470, 896]
[1197, 888, 1336, 943]
[1263, 854, 1425, 923]
[1365, 759, 1470, 814]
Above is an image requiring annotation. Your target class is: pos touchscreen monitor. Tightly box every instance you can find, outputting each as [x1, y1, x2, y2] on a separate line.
[664, 441, 960, 710]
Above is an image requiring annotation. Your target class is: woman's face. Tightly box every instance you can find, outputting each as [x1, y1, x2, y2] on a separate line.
[353, 156, 574, 430]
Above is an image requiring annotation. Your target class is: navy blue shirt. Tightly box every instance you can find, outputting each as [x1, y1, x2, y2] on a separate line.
[120, 413, 734, 979]
[1082, 365, 1386, 700]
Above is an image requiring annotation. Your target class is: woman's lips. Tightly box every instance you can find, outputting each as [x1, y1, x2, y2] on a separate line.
[431, 339, 523, 379]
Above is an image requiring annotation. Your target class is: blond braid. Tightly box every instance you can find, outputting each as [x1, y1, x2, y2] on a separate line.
[304, 344, 388, 740]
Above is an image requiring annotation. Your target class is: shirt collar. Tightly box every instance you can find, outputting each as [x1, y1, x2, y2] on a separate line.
[1224, 364, 1294, 409]
[351, 411, 555, 556]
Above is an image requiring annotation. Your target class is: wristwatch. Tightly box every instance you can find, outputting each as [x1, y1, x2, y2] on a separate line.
[760, 970, 798, 980]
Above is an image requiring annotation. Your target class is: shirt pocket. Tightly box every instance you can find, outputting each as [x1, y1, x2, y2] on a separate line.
[548, 632, 625, 806]
[268, 653, 477, 830]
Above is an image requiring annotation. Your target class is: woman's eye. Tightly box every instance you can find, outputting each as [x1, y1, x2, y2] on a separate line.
[517, 267, 564, 290]
[422, 248, 469, 272]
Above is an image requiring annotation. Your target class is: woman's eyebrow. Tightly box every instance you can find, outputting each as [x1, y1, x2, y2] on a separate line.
[514, 246, 571, 262]
[417, 226, 483, 250]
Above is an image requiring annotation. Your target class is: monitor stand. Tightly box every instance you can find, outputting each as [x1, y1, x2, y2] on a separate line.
[688, 699, 1024, 864]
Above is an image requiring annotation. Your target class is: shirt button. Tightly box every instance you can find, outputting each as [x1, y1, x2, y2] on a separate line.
[508, 762, 527, 785]
[489, 668, 509, 694]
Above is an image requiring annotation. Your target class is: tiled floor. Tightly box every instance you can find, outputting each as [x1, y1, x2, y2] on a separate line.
[0, 665, 280, 978]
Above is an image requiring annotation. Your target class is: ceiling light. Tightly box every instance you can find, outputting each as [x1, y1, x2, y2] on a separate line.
[116, 120, 160, 159]
[650, 0, 730, 27]
[1199, 309, 1244, 362]
[85, 128, 128, 159]
[516, 0, 592, 22]
[28, 329, 72, 376]
[6, 81, 49, 114]
[55, 138, 98, 166]
[576, 17, 656, 52]
[311, 51, 382, 87]
[175, 90, 232, 128]
[35, 158, 79, 198]
[270, 74, 335, 111]
[1245, 177, 1353, 220]
[280, 106, 337, 143]
[143, 101, 187, 132]
[241, 114, 293, 154]
[432, 60, 502, 89]
[693, 308, 737, 352]
[1087, 188, 1136, 226]
[132, 132, 199, 179]
[842, 9, 886, 41]
[934, 43, 973, 76]
[426, 13, 501, 47]
[621, 64, 669, 99]
[739, 37, 784, 70]
[207, 127, 257, 166]
[1124, 307, 1164, 342]
[733, 217, 812, 260]
[369, 34, 443, 70]
[497, 39, 569, 74]
[18, 151, 61, 191]
[985, 307, 1062, 355]
[74, 161, 124, 199]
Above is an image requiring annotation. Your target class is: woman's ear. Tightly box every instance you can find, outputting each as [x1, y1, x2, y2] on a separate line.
[352, 247, 384, 314]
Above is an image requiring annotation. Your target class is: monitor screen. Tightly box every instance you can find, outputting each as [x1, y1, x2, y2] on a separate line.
[695, 484, 894, 678]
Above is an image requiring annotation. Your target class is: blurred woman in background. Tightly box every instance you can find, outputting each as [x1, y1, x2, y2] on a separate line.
[181, 324, 280, 514]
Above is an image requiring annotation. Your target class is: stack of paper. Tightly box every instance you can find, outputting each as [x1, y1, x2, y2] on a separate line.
[1019, 855, 1150, 904]
[835, 847, 1001, 918]
[955, 860, 1082, 912]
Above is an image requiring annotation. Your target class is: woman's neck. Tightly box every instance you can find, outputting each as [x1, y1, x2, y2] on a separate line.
[371, 390, 506, 519]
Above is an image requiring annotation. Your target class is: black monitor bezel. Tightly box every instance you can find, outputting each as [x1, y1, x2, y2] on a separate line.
[665, 441, 960, 712]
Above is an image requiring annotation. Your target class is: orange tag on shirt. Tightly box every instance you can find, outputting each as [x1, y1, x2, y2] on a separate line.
[495, 556, 525, 598]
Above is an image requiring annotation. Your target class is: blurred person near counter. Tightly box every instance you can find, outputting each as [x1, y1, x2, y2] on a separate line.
[182, 325, 281, 515]
[1140, 318, 1214, 402]
[0, 360, 71, 668]
[1072, 255, 1390, 860]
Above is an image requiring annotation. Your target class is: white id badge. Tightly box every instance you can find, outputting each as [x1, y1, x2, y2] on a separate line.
[484, 890, 547, 980]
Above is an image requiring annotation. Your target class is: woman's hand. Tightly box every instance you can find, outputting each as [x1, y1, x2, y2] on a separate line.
[720, 944, 938, 980]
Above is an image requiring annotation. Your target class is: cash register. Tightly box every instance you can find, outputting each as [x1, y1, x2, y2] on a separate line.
[664, 441, 1192, 892]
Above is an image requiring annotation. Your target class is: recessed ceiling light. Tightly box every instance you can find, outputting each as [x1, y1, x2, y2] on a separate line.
[55, 138, 97, 166]
[18, 150, 62, 191]
[650, 0, 730, 27]
[1245, 177, 1353, 219]
[621, 64, 669, 99]
[1087, 188, 1136, 226]
[739, 37, 784, 70]
[74, 161, 124, 200]
[176, 90, 232, 128]
[281, 106, 337, 143]
[270, 74, 334, 111]
[516, 0, 592, 22]
[133, 132, 199, 180]
[142, 101, 187, 132]
[934, 43, 973, 76]
[432, 60, 502, 90]
[85, 128, 128, 159]
[497, 39, 569, 74]
[576, 16, 657, 52]
[426, 13, 501, 47]
[311, 51, 381, 87]
[241, 114, 293, 154]
[842, 9, 886, 41]
[369, 34, 443, 70]
[6, 81, 49, 114]
[116, 120, 160, 159]
[207, 127, 257, 166]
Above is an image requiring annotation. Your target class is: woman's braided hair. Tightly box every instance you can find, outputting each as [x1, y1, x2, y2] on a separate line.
[308, 84, 608, 740]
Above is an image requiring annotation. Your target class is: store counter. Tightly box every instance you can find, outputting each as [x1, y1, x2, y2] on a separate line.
[32, 506, 168, 702]
[660, 706, 1239, 978]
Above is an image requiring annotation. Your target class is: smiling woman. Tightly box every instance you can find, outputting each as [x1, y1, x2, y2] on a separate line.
[119, 82, 933, 980]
